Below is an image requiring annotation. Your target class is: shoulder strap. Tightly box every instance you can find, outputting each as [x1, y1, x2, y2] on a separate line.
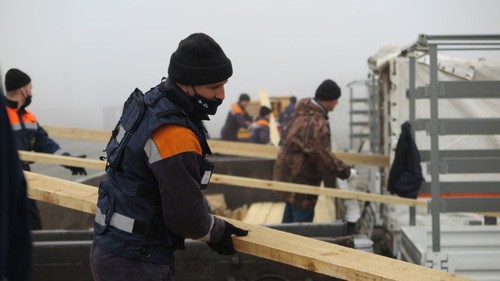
[104, 88, 146, 170]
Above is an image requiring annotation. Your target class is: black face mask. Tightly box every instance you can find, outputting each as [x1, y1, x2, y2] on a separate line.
[190, 87, 222, 115]
[20, 96, 32, 110]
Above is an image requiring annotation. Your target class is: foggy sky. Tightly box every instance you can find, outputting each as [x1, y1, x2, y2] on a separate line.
[1, 0, 500, 149]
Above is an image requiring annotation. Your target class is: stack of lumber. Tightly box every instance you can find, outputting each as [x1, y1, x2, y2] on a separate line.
[242, 202, 285, 224]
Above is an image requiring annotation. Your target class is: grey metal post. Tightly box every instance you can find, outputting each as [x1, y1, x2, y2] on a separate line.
[350, 86, 354, 150]
[408, 55, 417, 226]
[429, 44, 441, 252]
[369, 75, 379, 153]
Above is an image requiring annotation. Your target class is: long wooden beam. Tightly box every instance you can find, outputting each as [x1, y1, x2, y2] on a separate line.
[18, 150, 106, 170]
[210, 174, 427, 208]
[19, 151, 424, 208]
[43, 125, 111, 142]
[43, 125, 390, 167]
[24, 171, 468, 281]
[25, 171, 97, 214]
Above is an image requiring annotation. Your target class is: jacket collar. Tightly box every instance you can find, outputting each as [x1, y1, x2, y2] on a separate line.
[161, 78, 209, 122]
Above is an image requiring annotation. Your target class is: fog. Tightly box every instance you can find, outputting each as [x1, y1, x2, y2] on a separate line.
[2, 0, 500, 149]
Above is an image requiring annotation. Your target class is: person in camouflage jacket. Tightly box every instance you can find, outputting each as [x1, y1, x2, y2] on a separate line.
[273, 79, 355, 222]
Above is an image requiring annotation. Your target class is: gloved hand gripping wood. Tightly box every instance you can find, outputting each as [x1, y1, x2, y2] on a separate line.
[207, 221, 248, 255]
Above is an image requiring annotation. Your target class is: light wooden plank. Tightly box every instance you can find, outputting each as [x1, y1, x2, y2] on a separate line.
[19, 151, 422, 207]
[42, 125, 391, 167]
[252, 202, 274, 224]
[210, 174, 427, 208]
[25, 171, 98, 214]
[25, 172, 468, 281]
[19, 151, 106, 170]
[209, 140, 390, 167]
[226, 217, 470, 281]
[264, 202, 285, 224]
[314, 194, 336, 223]
[259, 89, 280, 146]
[44, 125, 111, 142]
[242, 202, 264, 224]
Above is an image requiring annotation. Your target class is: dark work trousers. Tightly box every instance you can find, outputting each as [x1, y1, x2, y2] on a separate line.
[281, 201, 315, 223]
[90, 242, 175, 281]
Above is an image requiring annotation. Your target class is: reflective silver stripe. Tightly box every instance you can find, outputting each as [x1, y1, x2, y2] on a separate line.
[196, 215, 214, 242]
[116, 125, 125, 143]
[144, 137, 162, 164]
[10, 123, 38, 131]
[200, 170, 211, 185]
[95, 206, 106, 226]
[110, 212, 135, 233]
[10, 124, 22, 131]
[94, 207, 135, 234]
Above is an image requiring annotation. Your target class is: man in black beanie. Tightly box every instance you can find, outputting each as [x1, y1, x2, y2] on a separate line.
[3, 68, 87, 230]
[90, 33, 248, 281]
[273, 79, 357, 223]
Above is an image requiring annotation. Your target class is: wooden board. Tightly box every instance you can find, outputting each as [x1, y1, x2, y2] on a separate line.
[43, 125, 390, 167]
[259, 89, 280, 146]
[19, 150, 106, 170]
[265, 202, 285, 224]
[19, 151, 422, 207]
[243, 202, 284, 225]
[43, 125, 111, 142]
[24, 172, 469, 281]
[210, 173, 427, 208]
[314, 194, 336, 223]
[25, 171, 98, 214]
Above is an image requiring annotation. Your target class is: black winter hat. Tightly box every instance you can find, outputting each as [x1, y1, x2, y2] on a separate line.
[315, 79, 341, 101]
[168, 33, 233, 85]
[5, 68, 31, 92]
[239, 93, 250, 102]
[259, 106, 271, 117]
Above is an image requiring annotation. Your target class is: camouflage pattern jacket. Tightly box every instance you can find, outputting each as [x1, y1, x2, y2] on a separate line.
[273, 98, 351, 208]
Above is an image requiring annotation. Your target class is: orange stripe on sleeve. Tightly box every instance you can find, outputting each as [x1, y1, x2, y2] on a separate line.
[151, 124, 202, 159]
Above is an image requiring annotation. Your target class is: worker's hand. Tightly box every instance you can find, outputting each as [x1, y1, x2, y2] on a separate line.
[61, 153, 88, 176]
[207, 221, 248, 255]
[347, 168, 358, 182]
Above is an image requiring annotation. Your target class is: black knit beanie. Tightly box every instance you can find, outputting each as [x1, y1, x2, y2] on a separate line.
[259, 106, 271, 117]
[168, 33, 233, 85]
[5, 68, 31, 92]
[239, 93, 250, 102]
[315, 79, 341, 101]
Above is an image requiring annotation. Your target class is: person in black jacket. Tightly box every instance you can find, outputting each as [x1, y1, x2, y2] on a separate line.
[0, 92, 33, 281]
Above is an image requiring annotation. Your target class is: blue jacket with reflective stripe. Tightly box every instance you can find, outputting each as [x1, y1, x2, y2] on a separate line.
[94, 78, 211, 266]
[3, 96, 60, 171]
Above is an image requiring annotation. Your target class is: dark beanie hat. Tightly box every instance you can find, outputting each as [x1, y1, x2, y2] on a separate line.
[5, 68, 31, 92]
[239, 93, 250, 102]
[259, 106, 271, 116]
[168, 33, 233, 85]
[315, 79, 341, 101]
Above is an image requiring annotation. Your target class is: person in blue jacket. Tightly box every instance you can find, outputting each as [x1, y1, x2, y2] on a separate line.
[90, 33, 248, 281]
[3, 68, 87, 230]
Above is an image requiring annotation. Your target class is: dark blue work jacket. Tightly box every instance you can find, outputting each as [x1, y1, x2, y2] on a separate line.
[93, 80, 210, 266]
